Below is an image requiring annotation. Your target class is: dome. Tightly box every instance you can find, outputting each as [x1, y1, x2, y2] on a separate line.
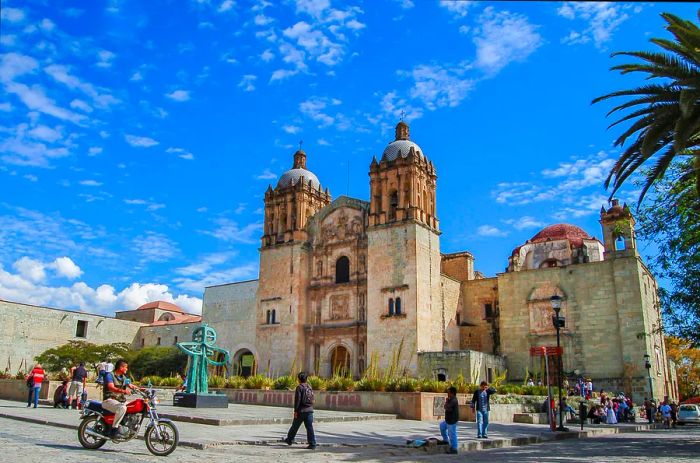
[136, 300, 184, 313]
[381, 139, 425, 162]
[277, 168, 321, 189]
[529, 224, 593, 248]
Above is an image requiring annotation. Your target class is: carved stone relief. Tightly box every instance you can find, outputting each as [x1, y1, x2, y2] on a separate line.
[329, 294, 350, 320]
[527, 283, 566, 335]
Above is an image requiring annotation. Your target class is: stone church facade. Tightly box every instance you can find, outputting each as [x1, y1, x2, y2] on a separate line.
[202, 122, 679, 402]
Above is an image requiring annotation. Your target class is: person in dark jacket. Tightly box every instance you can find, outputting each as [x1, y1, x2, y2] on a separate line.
[284, 372, 317, 449]
[439, 386, 459, 454]
[470, 381, 496, 438]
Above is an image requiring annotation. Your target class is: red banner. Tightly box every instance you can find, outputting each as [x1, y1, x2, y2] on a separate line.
[529, 346, 563, 356]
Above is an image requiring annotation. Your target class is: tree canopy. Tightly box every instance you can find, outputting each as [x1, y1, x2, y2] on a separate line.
[665, 336, 700, 400]
[34, 341, 132, 373]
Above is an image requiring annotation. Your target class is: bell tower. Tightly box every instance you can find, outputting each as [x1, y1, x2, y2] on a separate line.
[261, 149, 331, 247]
[368, 121, 438, 230]
[599, 198, 638, 258]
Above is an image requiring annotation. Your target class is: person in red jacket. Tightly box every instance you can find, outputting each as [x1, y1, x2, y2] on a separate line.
[26, 363, 45, 408]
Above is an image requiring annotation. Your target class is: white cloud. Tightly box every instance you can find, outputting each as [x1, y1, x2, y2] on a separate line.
[558, 2, 632, 48]
[405, 64, 474, 110]
[380, 91, 423, 121]
[173, 262, 258, 293]
[39, 18, 56, 32]
[477, 225, 508, 237]
[51, 256, 82, 279]
[218, 0, 235, 12]
[13, 256, 46, 282]
[282, 124, 300, 134]
[88, 146, 103, 156]
[43, 64, 120, 108]
[260, 49, 275, 62]
[96, 50, 115, 68]
[0, 102, 12, 112]
[299, 97, 337, 127]
[270, 68, 299, 82]
[317, 138, 330, 146]
[201, 218, 262, 244]
[130, 71, 143, 82]
[79, 179, 102, 187]
[125, 134, 159, 147]
[165, 89, 190, 102]
[132, 231, 178, 263]
[1, 7, 26, 22]
[256, 168, 277, 180]
[0, 122, 72, 167]
[473, 7, 542, 75]
[503, 216, 546, 231]
[28, 125, 62, 142]
[254, 14, 273, 26]
[124, 198, 166, 211]
[440, 1, 475, 18]
[166, 146, 194, 160]
[238, 74, 257, 92]
[69, 99, 92, 113]
[24, 174, 38, 182]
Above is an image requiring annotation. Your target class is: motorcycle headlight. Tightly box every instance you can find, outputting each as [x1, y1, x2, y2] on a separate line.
[152, 397, 160, 405]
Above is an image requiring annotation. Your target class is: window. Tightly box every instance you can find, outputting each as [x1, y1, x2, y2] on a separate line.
[266, 310, 271, 324]
[484, 303, 493, 319]
[388, 190, 398, 220]
[173, 336, 178, 345]
[395, 297, 402, 315]
[271, 309, 277, 324]
[456, 313, 461, 325]
[487, 368, 494, 383]
[140, 338, 145, 347]
[388, 298, 395, 316]
[335, 256, 350, 283]
[75, 320, 88, 338]
[157, 337, 161, 346]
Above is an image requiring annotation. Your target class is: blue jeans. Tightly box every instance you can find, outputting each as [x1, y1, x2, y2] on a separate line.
[439, 421, 458, 449]
[476, 410, 489, 437]
[286, 411, 316, 446]
[27, 386, 40, 407]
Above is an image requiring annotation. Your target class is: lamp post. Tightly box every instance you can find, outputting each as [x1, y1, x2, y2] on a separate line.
[550, 294, 568, 432]
[644, 353, 653, 401]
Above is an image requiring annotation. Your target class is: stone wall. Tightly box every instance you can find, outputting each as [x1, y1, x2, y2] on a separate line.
[417, 350, 506, 384]
[440, 275, 461, 351]
[460, 277, 498, 353]
[203, 280, 259, 371]
[0, 300, 143, 372]
[135, 321, 202, 350]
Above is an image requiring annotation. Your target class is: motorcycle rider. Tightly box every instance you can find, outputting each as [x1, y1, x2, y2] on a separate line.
[102, 359, 138, 438]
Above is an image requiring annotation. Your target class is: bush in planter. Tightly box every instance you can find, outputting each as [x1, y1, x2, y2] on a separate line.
[449, 374, 476, 394]
[419, 378, 448, 393]
[307, 375, 327, 391]
[140, 375, 163, 386]
[159, 376, 183, 387]
[245, 374, 274, 390]
[326, 375, 354, 391]
[393, 376, 420, 392]
[225, 376, 246, 389]
[273, 375, 296, 390]
[208, 375, 226, 389]
[354, 377, 387, 392]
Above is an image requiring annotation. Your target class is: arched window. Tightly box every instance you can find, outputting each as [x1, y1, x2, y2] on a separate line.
[335, 256, 350, 283]
[271, 309, 277, 324]
[388, 298, 395, 316]
[266, 310, 271, 324]
[395, 297, 402, 315]
[388, 190, 398, 220]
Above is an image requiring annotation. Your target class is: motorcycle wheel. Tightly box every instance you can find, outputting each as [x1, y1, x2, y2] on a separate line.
[145, 421, 179, 456]
[77, 416, 107, 449]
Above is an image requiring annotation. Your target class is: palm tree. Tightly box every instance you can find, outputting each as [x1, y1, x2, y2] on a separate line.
[592, 11, 700, 204]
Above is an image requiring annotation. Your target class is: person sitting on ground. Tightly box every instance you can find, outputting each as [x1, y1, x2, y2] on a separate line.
[439, 386, 460, 455]
[53, 380, 69, 409]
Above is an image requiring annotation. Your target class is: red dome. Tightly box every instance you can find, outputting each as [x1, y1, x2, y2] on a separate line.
[136, 300, 184, 313]
[529, 224, 592, 248]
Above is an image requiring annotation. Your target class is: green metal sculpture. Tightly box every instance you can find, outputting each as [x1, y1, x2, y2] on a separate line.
[176, 324, 230, 394]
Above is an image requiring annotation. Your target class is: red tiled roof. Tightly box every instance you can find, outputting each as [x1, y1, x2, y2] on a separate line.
[136, 300, 184, 313]
[148, 314, 202, 326]
[529, 223, 592, 248]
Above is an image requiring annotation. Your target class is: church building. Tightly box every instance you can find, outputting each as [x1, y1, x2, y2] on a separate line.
[202, 122, 678, 402]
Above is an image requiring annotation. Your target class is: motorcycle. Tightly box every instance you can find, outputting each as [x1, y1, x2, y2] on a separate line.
[77, 387, 179, 456]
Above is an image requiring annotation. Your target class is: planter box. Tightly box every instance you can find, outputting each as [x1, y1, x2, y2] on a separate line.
[0, 379, 177, 404]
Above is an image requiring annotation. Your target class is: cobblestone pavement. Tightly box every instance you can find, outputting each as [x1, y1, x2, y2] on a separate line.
[2, 417, 699, 463]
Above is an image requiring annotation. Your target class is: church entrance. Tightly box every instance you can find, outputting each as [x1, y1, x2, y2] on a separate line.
[233, 349, 256, 378]
[330, 346, 350, 377]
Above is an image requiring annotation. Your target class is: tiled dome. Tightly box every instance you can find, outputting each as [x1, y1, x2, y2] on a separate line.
[529, 224, 592, 248]
[277, 168, 321, 189]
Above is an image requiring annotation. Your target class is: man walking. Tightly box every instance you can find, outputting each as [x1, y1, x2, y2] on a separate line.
[26, 363, 45, 408]
[68, 362, 88, 409]
[470, 381, 496, 439]
[439, 386, 459, 454]
[284, 372, 317, 449]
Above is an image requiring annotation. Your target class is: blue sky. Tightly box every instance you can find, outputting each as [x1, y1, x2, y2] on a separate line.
[1, 1, 696, 315]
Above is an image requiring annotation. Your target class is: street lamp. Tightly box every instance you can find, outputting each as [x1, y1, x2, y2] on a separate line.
[550, 294, 568, 432]
[644, 353, 653, 401]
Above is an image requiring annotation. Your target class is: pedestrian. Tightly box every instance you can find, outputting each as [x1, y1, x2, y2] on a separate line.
[585, 379, 593, 400]
[68, 362, 88, 409]
[439, 386, 459, 454]
[283, 372, 317, 449]
[560, 397, 577, 422]
[670, 402, 678, 428]
[526, 378, 534, 387]
[26, 363, 45, 408]
[659, 401, 672, 429]
[470, 380, 496, 439]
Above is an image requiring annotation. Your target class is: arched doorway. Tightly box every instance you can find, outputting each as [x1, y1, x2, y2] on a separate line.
[233, 349, 256, 378]
[330, 345, 351, 377]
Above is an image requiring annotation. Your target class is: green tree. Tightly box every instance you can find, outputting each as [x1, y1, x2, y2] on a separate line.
[636, 162, 700, 345]
[35, 341, 132, 372]
[592, 11, 700, 203]
[126, 346, 188, 379]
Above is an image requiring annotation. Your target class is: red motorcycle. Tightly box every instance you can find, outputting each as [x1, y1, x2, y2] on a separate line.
[78, 388, 179, 456]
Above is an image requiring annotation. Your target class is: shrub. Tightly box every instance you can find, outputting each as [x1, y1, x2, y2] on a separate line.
[449, 374, 476, 394]
[307, 375, 327, 391]
[140, 375, 163, 386]
[159, 376, 183, 388]
[273, 375, 296, 390]
[225, 376, 246, 389]
[127, 346, 187, 378]
[208, 375, 226, 389]
[394, 376, 420, 392]
[326, 375, 354, 391]
[355, 377, 386, 391]
[245, 374, 274, 390]
[419, 379, 448, 393]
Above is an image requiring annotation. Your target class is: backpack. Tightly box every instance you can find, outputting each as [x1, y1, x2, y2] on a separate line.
[301, 384, 314, 408]
[26, 374, 34, 388]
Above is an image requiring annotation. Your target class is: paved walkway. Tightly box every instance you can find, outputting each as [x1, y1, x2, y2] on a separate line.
[0, 399, 659, 452]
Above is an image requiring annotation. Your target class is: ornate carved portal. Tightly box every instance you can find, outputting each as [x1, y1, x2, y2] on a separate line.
[527, 283, 566, 335]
